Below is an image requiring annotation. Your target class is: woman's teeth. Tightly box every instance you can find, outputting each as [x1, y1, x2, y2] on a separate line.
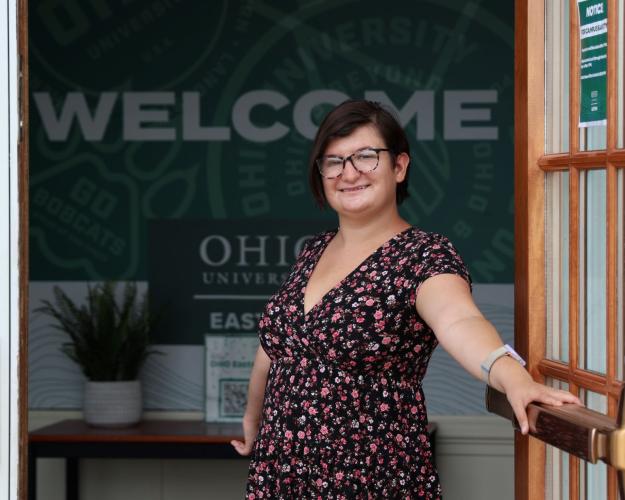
[340, 185, 368, 192]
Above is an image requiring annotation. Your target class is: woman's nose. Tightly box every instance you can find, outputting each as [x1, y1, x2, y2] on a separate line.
[341, 158, 361, 180]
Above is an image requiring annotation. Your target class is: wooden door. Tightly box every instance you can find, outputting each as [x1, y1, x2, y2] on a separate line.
[514, 0, 624, 498]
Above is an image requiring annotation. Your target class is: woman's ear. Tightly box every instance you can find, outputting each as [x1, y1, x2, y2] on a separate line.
[394, 152, 410, 182]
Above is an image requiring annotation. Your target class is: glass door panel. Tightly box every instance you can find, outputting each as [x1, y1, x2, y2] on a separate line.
[578, 390, 608, 499]
[618, 168, 624, 380]
[546, 379, 571, 500]
[579, 169, 607, 374]
[545, 0, 570, 153]
[579, 128, 608, 151]
[619, 0, 625, 149]
[546, 172, 570, 362]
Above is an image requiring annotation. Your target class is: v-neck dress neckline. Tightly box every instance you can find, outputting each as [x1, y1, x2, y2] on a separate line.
[301, 226, 415, 319]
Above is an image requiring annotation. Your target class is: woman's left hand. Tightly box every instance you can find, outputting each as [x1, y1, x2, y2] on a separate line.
[504, 377, 582, 435]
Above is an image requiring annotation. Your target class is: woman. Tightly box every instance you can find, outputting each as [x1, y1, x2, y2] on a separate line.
[231, 100, 579, 498]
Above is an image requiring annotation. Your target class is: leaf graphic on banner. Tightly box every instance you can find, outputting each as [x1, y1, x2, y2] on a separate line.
[30, 153, 140, 279]
[142, 165, 199, 218]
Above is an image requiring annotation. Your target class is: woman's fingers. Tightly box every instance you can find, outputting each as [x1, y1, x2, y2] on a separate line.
[508, 384, 583, 436]
[535, 388, 582, 406]
[510, 400, 530, 435]
[230, 439, 252, 456]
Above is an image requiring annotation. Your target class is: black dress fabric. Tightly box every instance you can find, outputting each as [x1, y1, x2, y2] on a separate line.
[246, 227, 471, 499]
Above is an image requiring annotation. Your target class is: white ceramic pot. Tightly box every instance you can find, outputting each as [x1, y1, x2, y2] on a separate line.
[83, 380, 142, 428]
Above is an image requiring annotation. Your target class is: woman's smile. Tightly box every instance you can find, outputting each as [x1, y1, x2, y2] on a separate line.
[338, 184, 371, 193]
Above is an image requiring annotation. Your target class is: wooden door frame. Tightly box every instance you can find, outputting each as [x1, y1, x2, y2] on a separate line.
[515, 0, 547, 497]
[18, 0, 29, 497]
[1, 0, 29, 497]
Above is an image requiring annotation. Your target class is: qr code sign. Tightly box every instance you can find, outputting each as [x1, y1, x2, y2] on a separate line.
[219, 379, 248, 418]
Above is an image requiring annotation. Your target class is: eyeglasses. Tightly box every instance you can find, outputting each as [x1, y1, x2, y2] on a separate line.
[316, 147, 391, 179]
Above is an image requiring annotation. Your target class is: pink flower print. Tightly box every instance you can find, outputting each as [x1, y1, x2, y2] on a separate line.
[381, 336, 392, 345]
[308, 407, 318, 415]
[355, 287, 364, 293]
[359, 265, 368, 271]
[374, 310, 383, 320]
[332, 312, 341, 322]
[380, 403, 389, 411]
[410, 406, 418, 414]
[318, 332, 326, 340]
[288, 305, 297, 312]
[395, 433, 403, 443]
[335, 471, 344, 480]
[351, 389, 358, 398]
[316, 479, 323, 487]
[370, 443, 377, 452]
[419, 434, 427, 443]
[356, 317, 365, 323]
[321, 387, 330, 397]
[300, 358, 308, 368]
[304, 446, 309, 455]
[320, 425, 328, 435]
[285, 430, 293, 439]
[297, 430, 305, 439]
[365, 298, 374, 306]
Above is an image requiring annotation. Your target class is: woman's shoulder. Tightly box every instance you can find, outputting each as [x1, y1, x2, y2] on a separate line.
[404, 227, 455, 248]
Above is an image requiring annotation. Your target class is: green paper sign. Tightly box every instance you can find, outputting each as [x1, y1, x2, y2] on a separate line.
[578, 0, 608, 127]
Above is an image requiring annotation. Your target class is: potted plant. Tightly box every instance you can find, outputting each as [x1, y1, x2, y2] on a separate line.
[35, 281, 161, 427]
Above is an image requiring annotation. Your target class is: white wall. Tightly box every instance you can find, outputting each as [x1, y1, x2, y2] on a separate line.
[30, 412, 514, 500]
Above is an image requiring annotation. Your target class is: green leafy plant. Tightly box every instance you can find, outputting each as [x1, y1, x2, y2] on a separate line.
[35, 282, 161, 381]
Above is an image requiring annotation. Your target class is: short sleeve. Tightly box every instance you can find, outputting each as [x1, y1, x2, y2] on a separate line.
[412, 233, 472, 295]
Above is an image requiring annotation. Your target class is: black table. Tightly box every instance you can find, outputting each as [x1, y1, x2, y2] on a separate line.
[28, 419, 246, 500]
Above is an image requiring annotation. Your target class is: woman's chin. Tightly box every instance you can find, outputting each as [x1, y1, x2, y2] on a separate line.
[334, 199, 374, 216]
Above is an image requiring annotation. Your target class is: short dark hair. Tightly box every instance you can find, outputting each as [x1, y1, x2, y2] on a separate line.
[307, 99, 411, 208]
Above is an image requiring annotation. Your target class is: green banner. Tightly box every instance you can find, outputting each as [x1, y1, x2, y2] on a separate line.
[29, 1, 514, 283]
[578, 0, 608, 127]
[149, 219, 329, 344]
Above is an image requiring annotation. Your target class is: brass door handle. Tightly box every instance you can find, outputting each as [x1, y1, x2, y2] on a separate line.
[486, 385, 625, 498]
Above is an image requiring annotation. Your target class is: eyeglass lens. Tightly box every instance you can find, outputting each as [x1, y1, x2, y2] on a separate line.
[319, 149, 380, 178]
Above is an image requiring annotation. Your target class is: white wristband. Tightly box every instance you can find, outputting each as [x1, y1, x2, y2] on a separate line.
[480, 344, 526, 385]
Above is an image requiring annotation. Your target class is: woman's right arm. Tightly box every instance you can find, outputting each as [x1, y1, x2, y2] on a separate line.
[230, 344, 272, 456]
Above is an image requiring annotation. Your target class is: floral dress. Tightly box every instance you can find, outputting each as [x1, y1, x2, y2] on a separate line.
[245, 226, 471, 499]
